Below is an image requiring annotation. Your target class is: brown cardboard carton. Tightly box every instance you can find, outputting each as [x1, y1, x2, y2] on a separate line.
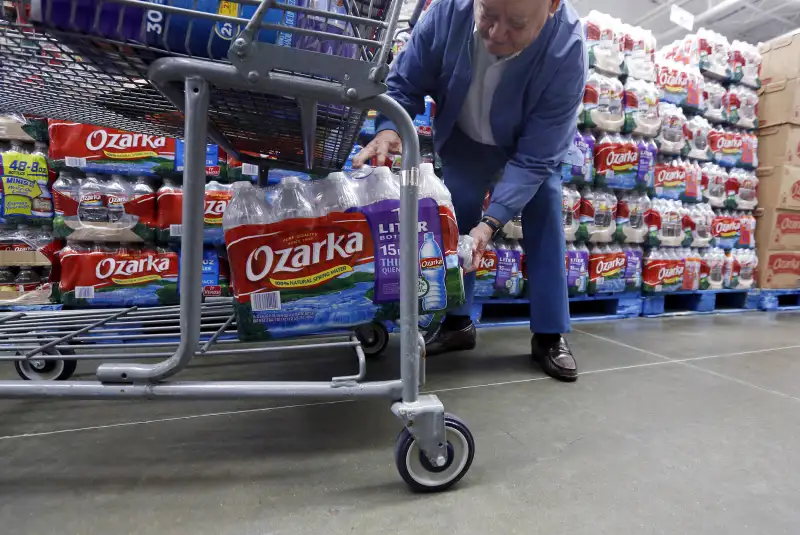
[758, 78, 800, 127]
[0, 250, 51, 267]
[757, 250, 800, 289]
[756, 165, 800, 211]
[758, 125, 800, 168]
[757, 208, 800, 250]
[760, 28, 800, 84]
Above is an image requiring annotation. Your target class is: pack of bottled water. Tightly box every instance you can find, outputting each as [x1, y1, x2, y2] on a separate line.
[0, 224, 61, 306]
[52, 171, 157, 243]
[156, 179, 233, 246]
[223, 163, 466, 341]
[0, 141, 53, 226]
[473, 239, 525, 299]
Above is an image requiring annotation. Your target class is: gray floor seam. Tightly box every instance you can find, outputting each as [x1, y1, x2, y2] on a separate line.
[573, 328, 800, 404]
[3, 342, 799, 442]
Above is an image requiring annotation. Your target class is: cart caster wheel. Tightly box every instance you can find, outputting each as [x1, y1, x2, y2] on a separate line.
[394, 414, 475, 493]
[14, 349, 77, 381]
[15, 358, 77, 381]
[355, 322, 389, 357]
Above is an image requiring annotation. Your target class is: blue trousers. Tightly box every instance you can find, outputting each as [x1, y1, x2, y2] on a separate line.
[440, 127, 570, 334]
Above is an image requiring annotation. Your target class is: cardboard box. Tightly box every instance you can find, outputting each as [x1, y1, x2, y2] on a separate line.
[757, 208, 800, 250]
[760, 28, 800, 84]
[758, 78, 800, 128]
[757, 250, 800, 289]
[756, 165, 800, 211]
[758, 124, 800, 168]
[0, 250, 52, 267]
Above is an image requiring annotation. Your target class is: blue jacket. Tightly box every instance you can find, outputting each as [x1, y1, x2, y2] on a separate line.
[375, 0, 586, 224]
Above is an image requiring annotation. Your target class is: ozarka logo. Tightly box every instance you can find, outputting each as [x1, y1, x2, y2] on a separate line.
[205, 199, 229, 216]
[86, 130, 167, 151]
[772, 256, 800, 272]
[420, 257, 444, 270]
[657, 70, 684, 91]
[714, 219, 740, 236]
[479, 255, 496, 270]
[95, 255, 172, 279]
[656, 167, 685, 185]
[602, 147, 639, 170]
[245, 232, 364, 282]
[594, 255, 626, 275]
[791, 181, 800, 200]
[714, 135, 742, 153]
[779, 215, 800, 232]
[80, 193, 103, 204]
[658, 264, 684, 281]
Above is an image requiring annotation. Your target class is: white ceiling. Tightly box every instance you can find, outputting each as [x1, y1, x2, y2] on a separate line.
[400, 0, 800, 46]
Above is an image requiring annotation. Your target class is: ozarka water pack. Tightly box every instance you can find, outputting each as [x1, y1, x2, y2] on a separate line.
[59, 244, 179, 307]
[224, 169, 465, 341]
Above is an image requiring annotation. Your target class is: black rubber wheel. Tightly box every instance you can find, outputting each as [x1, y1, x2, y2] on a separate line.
[394, 413, 475, 492]
[14, 349, 77, 381]
[355, 322, 389, 357]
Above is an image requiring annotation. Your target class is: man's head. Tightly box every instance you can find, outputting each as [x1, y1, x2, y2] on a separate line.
[475, 0, 561, 57]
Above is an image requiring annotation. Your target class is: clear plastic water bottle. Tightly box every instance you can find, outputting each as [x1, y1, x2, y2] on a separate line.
[707, 247, 725, 289]
[419, 231, 447, 311]
[508, 240, 524, 297]
[0, 267, 15, 286]
[156, 178, 182, 237]
[78, 173, 108, 223]
[273, 175, 315, 221]
[223, 181, 275, 231]
[318, 171, 361, 215]
[361, 166, 400, 205]
[705, 164, 726, 208]
[722, 249, 734, 288]
[14, 267, 40, 290]
[105, 174, 133, 224]
[34, 223, 53, 248]
[133, 175, 156, 222]
[419, 162, 454, 212]
[737, 249, 756, 289]
[457, 234, 475, 269]
[52, 171, 79, 220]
[204, 180, 233, 228]
[563, 184, 576, 237]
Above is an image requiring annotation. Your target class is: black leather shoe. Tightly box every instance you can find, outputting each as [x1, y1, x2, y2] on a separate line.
[531, 335, 578, 382]
[424, 323, 477, 356]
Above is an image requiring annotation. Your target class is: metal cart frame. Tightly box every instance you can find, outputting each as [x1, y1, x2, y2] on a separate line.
[0, 0, 474, 491]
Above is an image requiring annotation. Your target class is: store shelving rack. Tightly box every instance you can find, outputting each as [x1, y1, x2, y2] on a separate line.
[0, 0, 475, 491]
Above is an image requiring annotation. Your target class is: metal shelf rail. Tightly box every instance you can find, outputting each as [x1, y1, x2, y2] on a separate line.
[0, 0, 475, 491]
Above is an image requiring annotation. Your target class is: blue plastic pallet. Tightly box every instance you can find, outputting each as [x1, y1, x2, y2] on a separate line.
[471, 292, 643, 328]
[0, 304, 63, 312]
[755, 288, 800, 311]
[641, 288, 759, 317]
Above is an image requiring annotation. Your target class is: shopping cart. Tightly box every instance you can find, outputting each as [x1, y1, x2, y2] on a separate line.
[0, 0, 475, 492]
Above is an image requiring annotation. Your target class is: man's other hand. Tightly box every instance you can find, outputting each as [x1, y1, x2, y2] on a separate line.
[467, 221, 496, 272]
[352, 130, 403, 168]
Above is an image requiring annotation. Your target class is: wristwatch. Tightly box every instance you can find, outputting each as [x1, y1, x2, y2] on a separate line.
[480, 216, 502, 239]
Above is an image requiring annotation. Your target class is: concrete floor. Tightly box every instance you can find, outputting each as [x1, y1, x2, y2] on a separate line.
[1, 312, 800, 534]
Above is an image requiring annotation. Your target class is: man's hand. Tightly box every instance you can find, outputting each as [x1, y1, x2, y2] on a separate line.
[352, 130, 403, 168]
[466, 220, 497, 273]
